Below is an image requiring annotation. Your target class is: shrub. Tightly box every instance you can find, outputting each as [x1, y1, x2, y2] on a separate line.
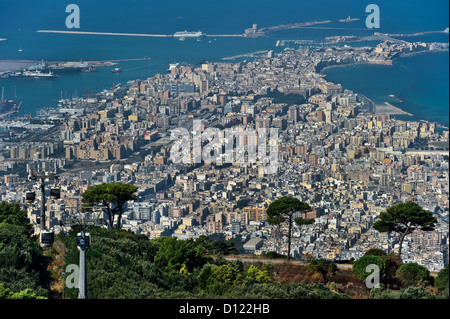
[352, 255, 386, 283]
[245, 265, 273, 284]
[371, 286, 437, 299]
[263, 251, 287, 259]
[308, 259, 337, 273]
[395, 263, 430, 287]
[307, 259, 338, 283]
[380, 253, 402, 287]
[364, 248, 387, 257]
[284, 283, 350, 299]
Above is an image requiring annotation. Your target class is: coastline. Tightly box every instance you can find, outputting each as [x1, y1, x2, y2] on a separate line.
[318, 62, 414, 117]
[318, 53, 450, 120]
[375, 102, 413, 116]
[318, 60, 392, 73]
[397, 48, 449, 59]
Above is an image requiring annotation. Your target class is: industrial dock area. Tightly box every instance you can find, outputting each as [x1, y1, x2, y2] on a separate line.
[0, 58, 152, 79]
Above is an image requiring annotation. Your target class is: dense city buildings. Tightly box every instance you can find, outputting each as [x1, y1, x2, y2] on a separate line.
[1, 39, 448, 272]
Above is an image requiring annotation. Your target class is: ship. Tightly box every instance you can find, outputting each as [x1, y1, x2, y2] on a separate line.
[173, 30, 204, 38]
[339, 16, 360, 23]
[81, 65, 96, 72]
[8, 70, 57, 79]
[111, 67, 122, 73]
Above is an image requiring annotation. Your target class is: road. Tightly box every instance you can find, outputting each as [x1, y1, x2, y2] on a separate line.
[224, 256, 353, 270]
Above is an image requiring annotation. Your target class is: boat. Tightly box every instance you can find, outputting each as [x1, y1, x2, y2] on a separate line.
[339, 16, 359, 23]
[173, 30, 204, 38]
[81, 66, 96, 72]
[8, 70, 58, 79]
[111, 67, 122, 73]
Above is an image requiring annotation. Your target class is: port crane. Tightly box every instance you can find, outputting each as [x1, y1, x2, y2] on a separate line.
[85, 85, 101, 99]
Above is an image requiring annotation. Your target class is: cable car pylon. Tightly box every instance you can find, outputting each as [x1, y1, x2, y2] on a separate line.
[60, 205, 107, 299]
[27, 171, 60, 247]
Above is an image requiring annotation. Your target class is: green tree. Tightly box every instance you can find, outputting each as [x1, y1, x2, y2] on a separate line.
[395, 263, 431, 287]
[153, 237, 212, 272]
[245, 265, 273, 284]
[434, 265, 449, 294]
[81, 182, 138, 229]
[0, 203, 48, 299]
[352, 255, 386, 283]
[373, 202, 437, 261]
[0, 284, 46, 299]
[266, 196, 311, 261]
[0, 201, 32, 234]
[195, 234, 239, 255]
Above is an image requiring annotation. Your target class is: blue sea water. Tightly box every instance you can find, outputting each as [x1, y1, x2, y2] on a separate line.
[0, 0, 448, 125]
[324, 51, 449, 127]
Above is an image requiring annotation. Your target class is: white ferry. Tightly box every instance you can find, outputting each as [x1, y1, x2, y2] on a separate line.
[173, 30, 204, 38]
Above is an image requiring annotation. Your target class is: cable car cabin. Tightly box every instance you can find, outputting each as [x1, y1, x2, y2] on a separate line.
[76, 232, 91, 249]
[50, 187, 61, 200]
[26, 191, 36, 203]
[40, 231, 54, 247]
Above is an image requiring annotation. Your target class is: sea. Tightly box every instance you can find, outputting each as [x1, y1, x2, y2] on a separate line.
[0, 0, 448, 126]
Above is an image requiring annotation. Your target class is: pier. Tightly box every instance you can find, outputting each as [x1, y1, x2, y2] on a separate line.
[259, 20, 332, 32]
[375, 102, 413, 116]
[37, 30, 172, 37]
[37, 20, 335, 39]
[0, 57, 152, 77]
[38, 29, 246, 38]
[108, 57, 151, 62]
[387, 29, 449, 37]
[222, 50, 270, 60]
[205, 34, 243, 37]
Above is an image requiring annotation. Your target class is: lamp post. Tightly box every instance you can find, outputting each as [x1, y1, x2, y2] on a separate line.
[62, 271, 66, 299]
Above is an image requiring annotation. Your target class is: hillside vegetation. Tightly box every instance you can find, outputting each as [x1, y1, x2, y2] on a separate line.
[0, 201, 448, 299]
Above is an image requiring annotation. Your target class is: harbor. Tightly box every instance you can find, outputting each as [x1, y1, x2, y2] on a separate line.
[37, 19, 334, 40]
[0, 87, 22, 118]
[0, 58, 151, 79]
